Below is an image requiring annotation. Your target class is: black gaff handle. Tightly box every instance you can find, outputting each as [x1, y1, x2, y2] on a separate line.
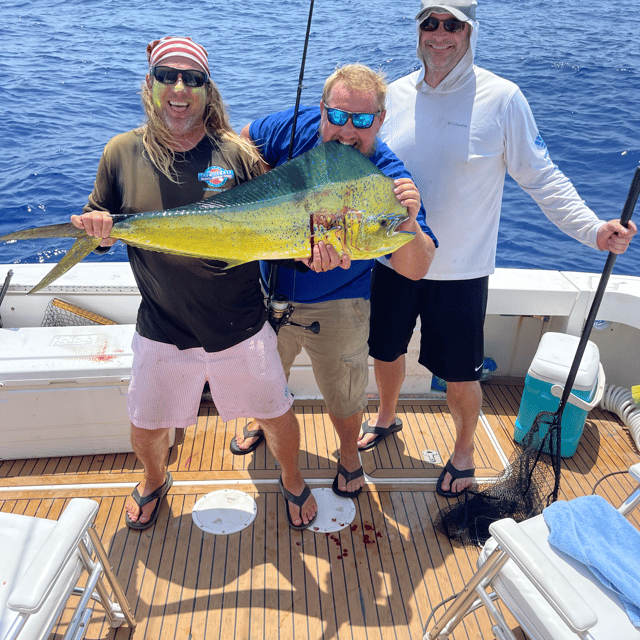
[556, 166, 640, 418]
[550, 167, 640, 502]
[620, 166, 640, 227]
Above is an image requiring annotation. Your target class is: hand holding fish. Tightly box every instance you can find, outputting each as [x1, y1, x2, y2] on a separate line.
[299, 241, 351, 272]
[387, 177, 437, 281]
[596, 218, 637, 254]
[71, 212, 118, 247]
[393, 178, 421, 228]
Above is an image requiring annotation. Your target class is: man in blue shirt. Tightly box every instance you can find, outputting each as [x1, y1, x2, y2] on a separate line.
[232, 63, 437, 498]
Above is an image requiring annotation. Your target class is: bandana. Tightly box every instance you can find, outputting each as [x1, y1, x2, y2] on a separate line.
[146, 36, 210, 75]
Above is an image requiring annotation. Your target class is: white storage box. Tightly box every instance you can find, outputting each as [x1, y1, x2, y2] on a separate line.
[0, 324, 173, 460]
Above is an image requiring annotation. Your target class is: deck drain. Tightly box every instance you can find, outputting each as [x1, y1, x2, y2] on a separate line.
[306, 488, 357, 533]
[191, 489, 257, 535]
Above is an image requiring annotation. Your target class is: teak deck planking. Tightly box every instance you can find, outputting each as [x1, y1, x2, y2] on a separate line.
[1, 382, 638, 640]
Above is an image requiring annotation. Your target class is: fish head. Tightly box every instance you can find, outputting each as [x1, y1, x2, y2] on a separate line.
[345, 208, 414, 258]
[341, 174, 415, 258]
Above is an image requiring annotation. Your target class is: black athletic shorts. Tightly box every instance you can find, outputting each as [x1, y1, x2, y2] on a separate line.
[368, 261, 488, 382]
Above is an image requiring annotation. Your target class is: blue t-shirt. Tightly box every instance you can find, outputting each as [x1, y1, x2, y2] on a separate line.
[249, 105, 437, 303]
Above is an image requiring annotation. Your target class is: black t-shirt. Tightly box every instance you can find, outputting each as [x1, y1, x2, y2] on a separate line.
[84, 130, 267, 352]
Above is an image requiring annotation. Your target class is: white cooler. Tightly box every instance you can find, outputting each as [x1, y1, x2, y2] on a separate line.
[0, 324, 172, 460]
[514, 332, 605, 457]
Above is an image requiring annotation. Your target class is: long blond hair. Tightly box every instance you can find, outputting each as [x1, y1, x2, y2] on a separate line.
[139, 78, 264, 182]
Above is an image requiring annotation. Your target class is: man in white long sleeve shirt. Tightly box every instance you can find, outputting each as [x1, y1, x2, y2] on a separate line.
[357, 0, 636, 497]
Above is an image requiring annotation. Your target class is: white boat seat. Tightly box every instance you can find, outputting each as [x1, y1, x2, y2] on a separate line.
[424, 463, 640, 640]
[0, 498, 136, 640]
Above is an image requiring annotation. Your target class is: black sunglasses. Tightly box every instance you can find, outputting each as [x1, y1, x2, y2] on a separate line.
[325, 106, 381, 129]
[151, 65, 209, 88]
[419, 16, 467, 33]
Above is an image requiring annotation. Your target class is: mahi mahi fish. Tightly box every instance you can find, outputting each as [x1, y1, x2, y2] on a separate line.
[0, 141, 415, 294]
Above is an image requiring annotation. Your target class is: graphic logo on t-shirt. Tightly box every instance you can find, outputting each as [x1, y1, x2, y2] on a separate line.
[199, 166, 235, 190]
[534, 134, 550, 158]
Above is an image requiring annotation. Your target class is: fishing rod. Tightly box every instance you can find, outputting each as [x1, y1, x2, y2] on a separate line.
[0, 269, 14, 328]
[266, 0, 319, 336]
[287, 0, 315, 163]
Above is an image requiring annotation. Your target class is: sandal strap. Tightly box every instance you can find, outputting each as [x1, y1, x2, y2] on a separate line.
[445, 460, 475, 479]
[337, 463, 364, 483]
[279, 478, 311, 507]
[243, 421, 264, 439]
[361, 418, 400, 436]
[130, 472, 172, 508]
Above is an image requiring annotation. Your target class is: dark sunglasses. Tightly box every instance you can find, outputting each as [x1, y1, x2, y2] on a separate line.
[151, 65, 209, 88]
[419, 16, 466, 33]
[325, 107, 381, 129]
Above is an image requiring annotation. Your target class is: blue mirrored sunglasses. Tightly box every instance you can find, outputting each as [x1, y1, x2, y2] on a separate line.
[325, 107, 381, 129]
[419, 16, 466, 33]
[151, 65, 209, 88]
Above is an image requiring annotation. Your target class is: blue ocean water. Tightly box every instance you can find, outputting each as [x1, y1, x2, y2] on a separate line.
[1, 0, 639, 275]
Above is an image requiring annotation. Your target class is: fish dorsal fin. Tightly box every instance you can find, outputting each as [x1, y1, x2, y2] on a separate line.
[194, 141, 384, 210]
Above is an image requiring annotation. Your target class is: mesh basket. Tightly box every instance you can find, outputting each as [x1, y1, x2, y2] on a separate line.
[41, 298, 117, 327]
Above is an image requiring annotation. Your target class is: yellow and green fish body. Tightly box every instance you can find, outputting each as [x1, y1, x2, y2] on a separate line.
[0, 142, 415, 293]
[113, 177, 409, 263]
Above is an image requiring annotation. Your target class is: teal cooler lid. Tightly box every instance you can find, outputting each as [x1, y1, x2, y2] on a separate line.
[528, 332, 600, 392]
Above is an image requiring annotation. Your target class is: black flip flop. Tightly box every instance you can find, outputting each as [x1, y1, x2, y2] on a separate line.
[332, 462, 364, 498]
[436, 460, 475, 498]
[125, 470, 173, 530]
[358, 417, 403, 451]
[278, 477, 317, 530]
[230, 420, 265, 455]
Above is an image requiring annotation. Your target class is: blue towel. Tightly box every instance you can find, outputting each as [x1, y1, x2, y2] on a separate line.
[543, 495, 640, 627]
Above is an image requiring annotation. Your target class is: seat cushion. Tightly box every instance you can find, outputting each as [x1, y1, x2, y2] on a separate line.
[479, 514, 640, 640]
[0, 511, 84, 640]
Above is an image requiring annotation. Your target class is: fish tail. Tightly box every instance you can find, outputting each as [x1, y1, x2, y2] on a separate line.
[28, 236, 101, 294]
[0, 222, 86, 242]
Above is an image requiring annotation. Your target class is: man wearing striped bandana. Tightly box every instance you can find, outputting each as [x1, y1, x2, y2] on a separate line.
[71, 36, 319, 532]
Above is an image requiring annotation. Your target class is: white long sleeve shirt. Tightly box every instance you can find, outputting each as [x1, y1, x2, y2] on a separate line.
[379, 22, 603, 280]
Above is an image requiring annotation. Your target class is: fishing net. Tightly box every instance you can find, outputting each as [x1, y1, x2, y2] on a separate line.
[434, 412, 562, 547]
[41, 298, 116, 327]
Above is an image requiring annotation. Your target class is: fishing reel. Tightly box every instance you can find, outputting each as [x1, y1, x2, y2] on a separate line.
[267, 294, 320, 335]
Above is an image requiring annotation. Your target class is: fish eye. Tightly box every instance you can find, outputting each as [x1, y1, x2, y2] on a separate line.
[379, 218, 389, 228]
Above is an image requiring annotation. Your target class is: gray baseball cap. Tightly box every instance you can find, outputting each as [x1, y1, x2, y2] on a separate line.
[415, 0, 477, 23]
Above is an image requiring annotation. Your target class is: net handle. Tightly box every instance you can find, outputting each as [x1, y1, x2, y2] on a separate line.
[557, 166, 640, 415]
[551, 167, 640, 501]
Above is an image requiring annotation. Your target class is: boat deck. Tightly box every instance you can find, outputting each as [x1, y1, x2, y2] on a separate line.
[1, 382, 639, 640]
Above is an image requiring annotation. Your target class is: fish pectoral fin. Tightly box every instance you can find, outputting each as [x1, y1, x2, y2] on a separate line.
[28, 236, 101, 294]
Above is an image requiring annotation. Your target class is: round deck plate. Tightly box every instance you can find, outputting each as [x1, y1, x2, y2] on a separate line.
[306, 488, 357, 533]
[192, 489, 257, 535]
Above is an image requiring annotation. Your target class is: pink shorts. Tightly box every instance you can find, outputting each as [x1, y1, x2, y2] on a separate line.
[127, 324, 293, 429]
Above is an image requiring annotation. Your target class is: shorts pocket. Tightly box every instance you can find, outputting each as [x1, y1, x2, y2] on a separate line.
[349, 297, 370, 325]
